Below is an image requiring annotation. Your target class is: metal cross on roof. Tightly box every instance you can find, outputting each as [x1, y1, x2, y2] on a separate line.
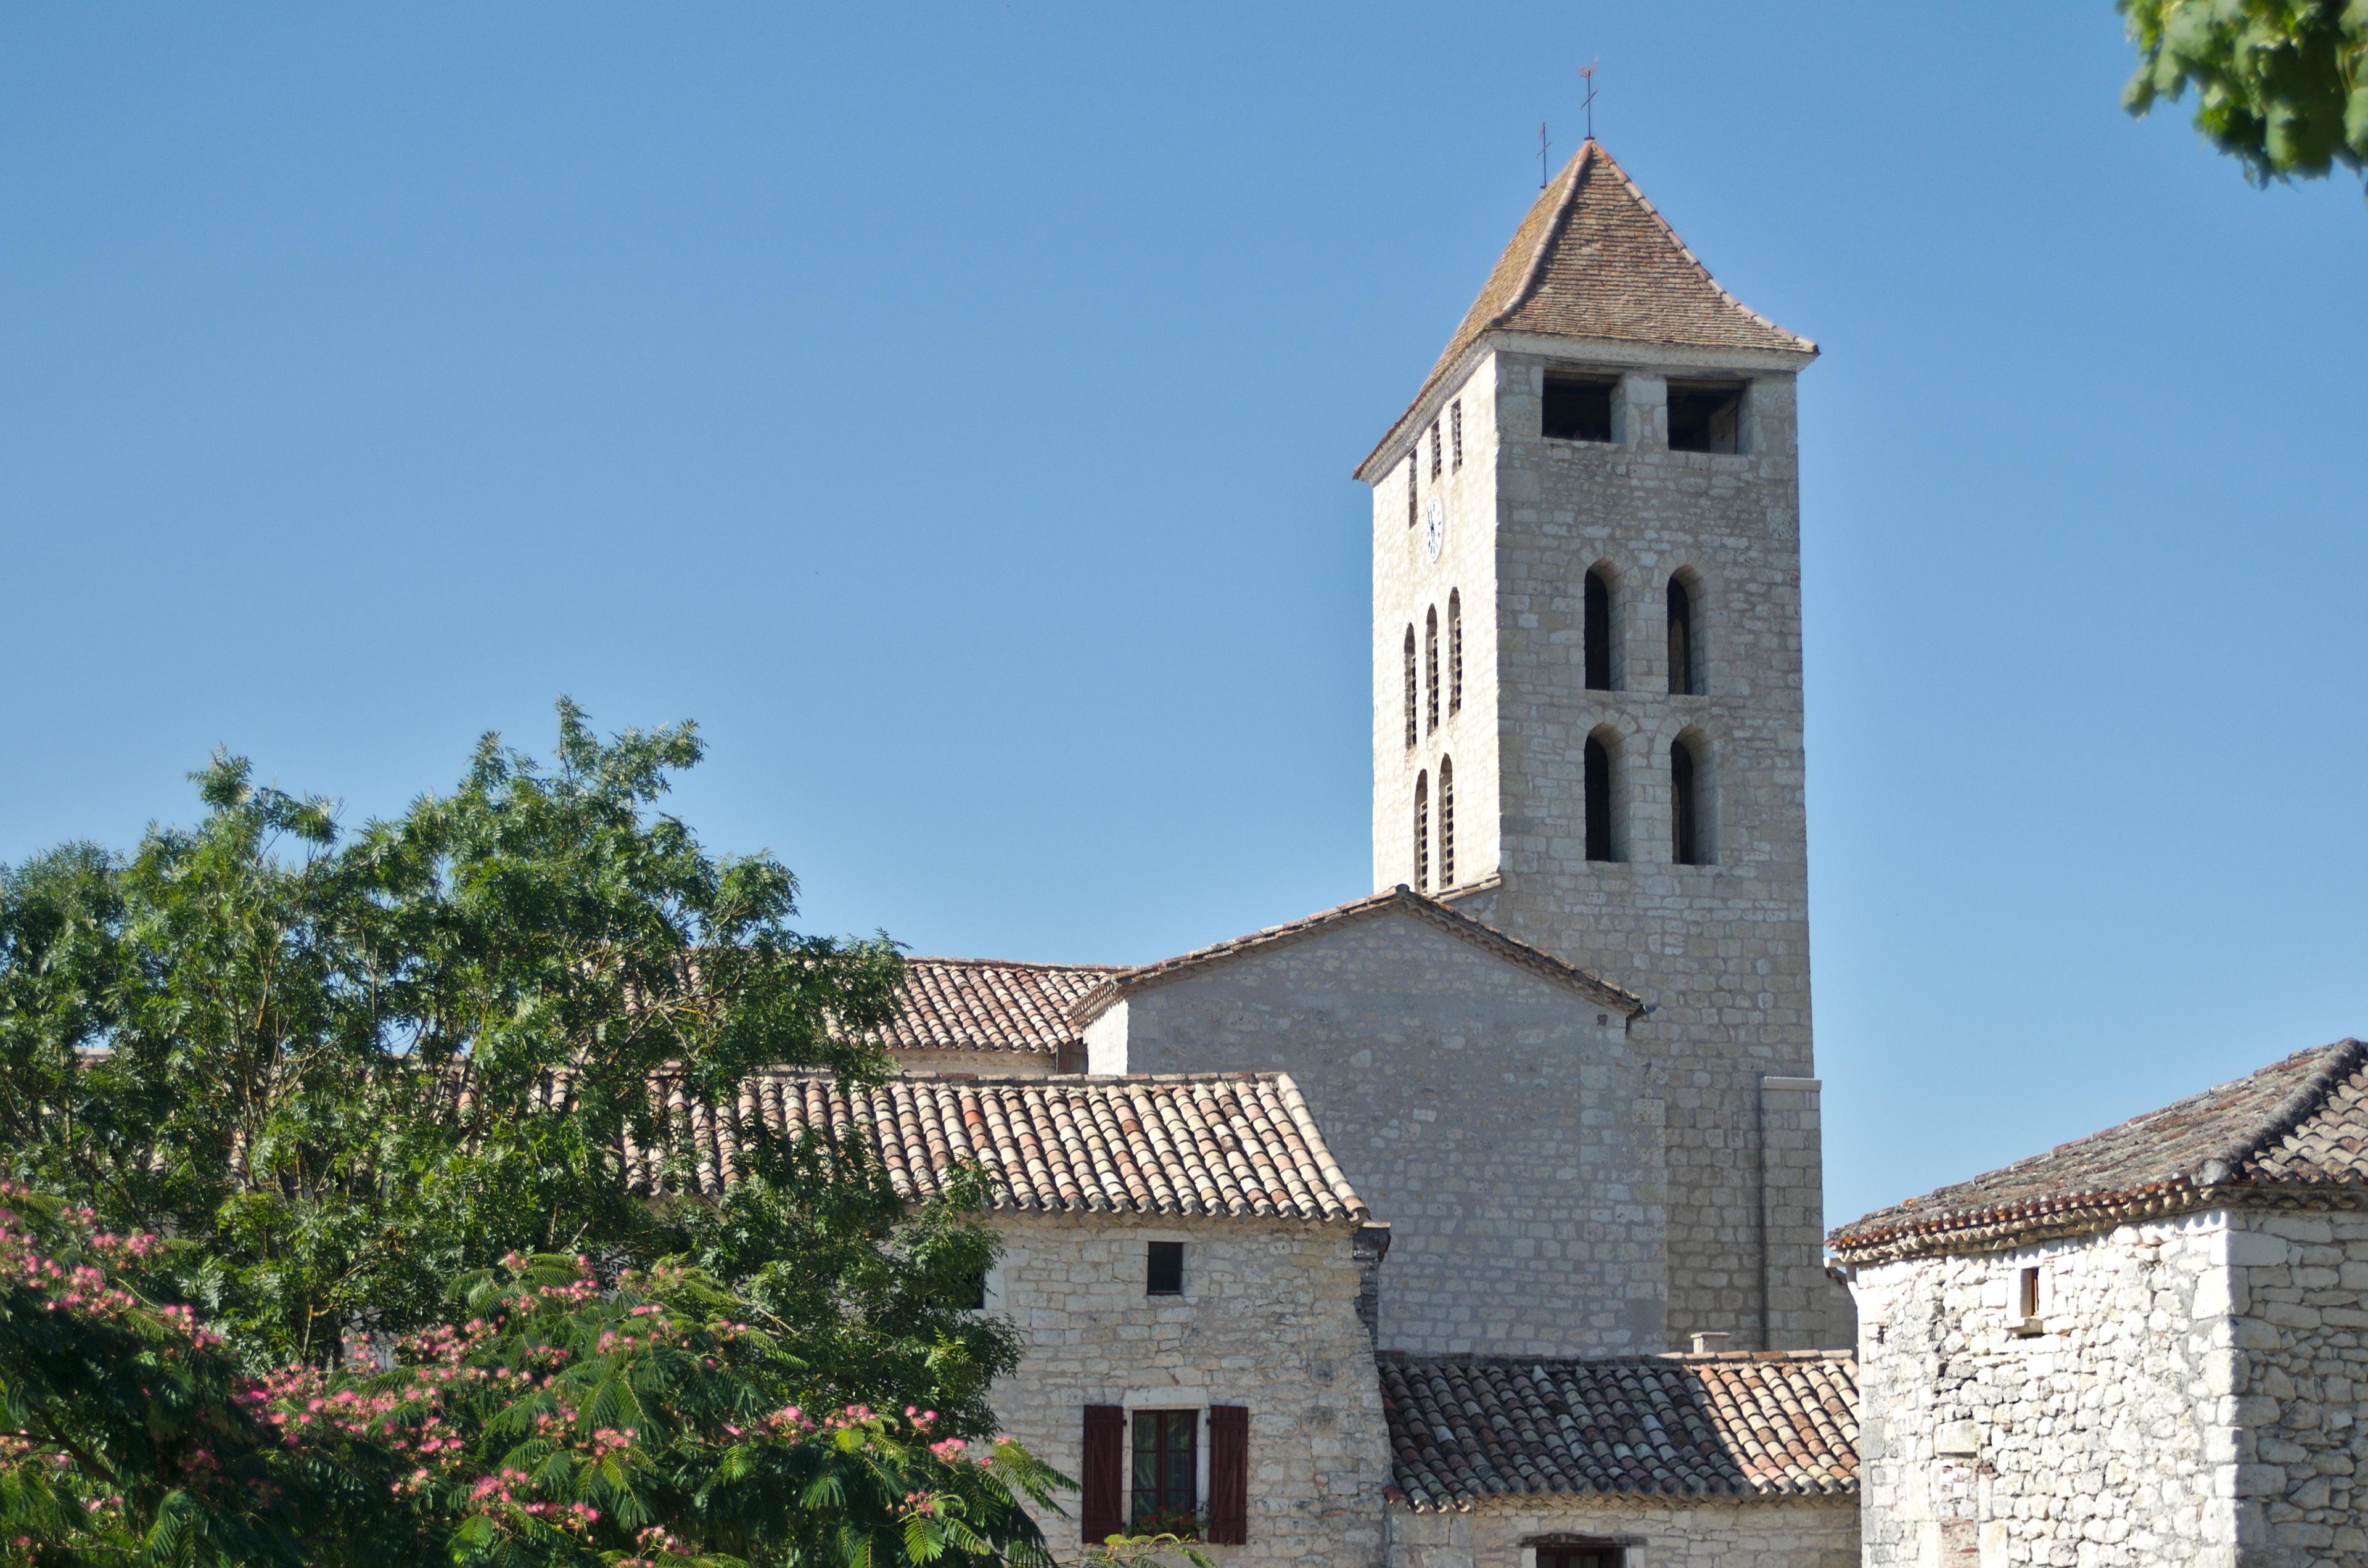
[1579, 59, 1599, 141]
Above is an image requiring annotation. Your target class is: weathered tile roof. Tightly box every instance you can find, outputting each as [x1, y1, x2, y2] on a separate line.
[1379, 1350, 1858, 1511]
[622, 1071, 1369, 1223]
[1831, 1038, 2368, 1263]
[871, 958, 1118, 1055]
[1068, 885, 1643, 1026]
[1360, 139, 1814, 480]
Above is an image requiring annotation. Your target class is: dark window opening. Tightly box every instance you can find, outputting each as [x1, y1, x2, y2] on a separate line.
[1402, 626, 1418, 749]
[1542, 374, 1616, 443]
[963, 1268, 988, 1310]
[1537, 1548, 1622, 1568]
[1406, 454, 1417, 528]
[1584, 737, 1616, 863]
[1672, 739, 1702, 866]
[1146, 1241, 1184, 1297]
[1429, 419, 1442, 480]
[1439, 757, 1455, 887]
[1450, 400, 1463, 469]
[2020, 1267, 2040, 1319]
[1667, 382, 1743, 454]
[1131, 1410, 1198, 1531]
[1667, 578, 1697, 695]
[1582, 567, 1614, 691]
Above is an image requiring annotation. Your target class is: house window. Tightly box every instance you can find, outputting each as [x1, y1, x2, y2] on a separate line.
[1132, 1410, 1198, 1531]
[2012, 1266, 2045, 1336]
[1447, 591, 1463, 715]
[1146, 1241, 1184, 1297]
[1450, 399, 1463, 469]
[1536, 1548, 1622, 1568]
[1542, 374, 1616, 442]
[1667, 381, 1744, 454]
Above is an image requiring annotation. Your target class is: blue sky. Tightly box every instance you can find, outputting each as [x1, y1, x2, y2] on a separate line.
[3, 4, 2362, 1231]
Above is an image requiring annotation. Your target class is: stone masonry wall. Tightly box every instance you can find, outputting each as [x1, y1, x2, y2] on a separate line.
[983, 1210, 1390, 1568]
[1852, 1214, 2240, 1567]
[1384, 1495, 1857, 1568]
[2225, 1207, 2368, 1565]
[1371, 342, 1825, 1350]
[1112, 909, 1666, 1357]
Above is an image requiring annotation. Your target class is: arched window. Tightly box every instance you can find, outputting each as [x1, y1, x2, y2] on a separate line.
[1424, 607, 1440, 733]
[1448, 591, 1463, 715]
[1402, 626, 1417, 750]
[1584, 730, 1621, 863]
[1407, 453, 1418, 529]
[1413, 771, 1430, 892]
[1584, 566, 1615, 691]
[1667, 575, 1698, 696]
[1672, 738, 1701, 864]
[1438, 757, 1455, 887]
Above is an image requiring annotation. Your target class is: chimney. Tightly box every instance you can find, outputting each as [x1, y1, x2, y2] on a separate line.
[1689, 1332, 1732, 1355]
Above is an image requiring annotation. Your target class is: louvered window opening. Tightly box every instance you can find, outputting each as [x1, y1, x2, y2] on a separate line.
[1448, 591, 1463, 715]
[1407, 453, 1417, 528]
[1402, 626, 1417, 750]
[1429, 417, 1442, 480]
[1414, 772, 1429, 892]
[1450, 399, 1463, 469]
[1424, 607, 1439, 734]
[1439, 757, 1455, 887]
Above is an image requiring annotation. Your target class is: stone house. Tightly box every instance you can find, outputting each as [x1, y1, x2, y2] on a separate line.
[1833, 1037, 2368, 1568]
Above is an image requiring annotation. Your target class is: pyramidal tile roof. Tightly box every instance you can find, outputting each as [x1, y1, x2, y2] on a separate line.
[1363, 140, 1812, 478]
[869, 958, 1119, 1055]
[1379, 1350, 1858, 1511]
[617, 1070, 1370, 1224]
[1067, 885, 1645, 1025]
[1830, 1038, 2368, 1262]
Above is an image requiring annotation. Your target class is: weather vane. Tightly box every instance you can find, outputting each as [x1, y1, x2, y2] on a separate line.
[1579, 59, 1599, 141]
[1537, 121, 1552, 189]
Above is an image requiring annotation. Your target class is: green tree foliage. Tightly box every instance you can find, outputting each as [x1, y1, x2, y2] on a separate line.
[2121, 0, 2368, 188]
[0, 703, 1056, 1564]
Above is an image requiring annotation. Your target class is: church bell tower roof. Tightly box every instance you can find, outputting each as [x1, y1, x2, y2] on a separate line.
[1362, 140, 1813, 477]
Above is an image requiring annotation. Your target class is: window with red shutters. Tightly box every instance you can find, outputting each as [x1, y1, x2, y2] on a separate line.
[1081, 1405, 1125, 1544]
[1207, 1405, 1248, 1545]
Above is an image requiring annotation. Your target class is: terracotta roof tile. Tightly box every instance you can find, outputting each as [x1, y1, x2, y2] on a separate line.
[870, 958, 1117, 1055]
[619, 1071, 1368, 1223]
[1831, 1038, 2368, 1262]
[1379, 1351, 1858, 1511]
[1362, 141, 1814, 480]
[1071, 886, 1643, 1025]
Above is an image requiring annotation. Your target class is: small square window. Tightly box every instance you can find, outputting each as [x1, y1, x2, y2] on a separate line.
[963, 1268, 988, 1311]
[1146, 1241, 1184, 1296]
[1667, 382, 1744, 454]
[1542, 374, 1616, 443]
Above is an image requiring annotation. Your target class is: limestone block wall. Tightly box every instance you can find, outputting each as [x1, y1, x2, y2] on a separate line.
[983, 1211, 1390, 1568]
[2224, 1207, 2368, 1564]
[1851, 1214, 2240, 1567]
[1109, 910, 1666, 1357]
[1384, 1496, 1858, 1568]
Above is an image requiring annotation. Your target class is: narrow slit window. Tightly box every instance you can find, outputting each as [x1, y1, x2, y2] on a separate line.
[1407, 453, 1418, 528]
[1666, 577, 1697, 696]
[1424, 607, 1439, 734]
[2019, 1267, 2040, 1320]
[1450, 400, 1463, 469]
[1671, 738, 1703, 865]
[1439, 757, 1455, 887]
[1584, 736, 1616, 863]
[1402, 626, 1418, 750]
[1667, 382, 1744, 454]
[1583, 567, 1614, 691]
[1414, 772, 1429, 892]
[1429, 418, 1442, 480]
[1448, 591, 1463, 715]
[1542, 374, 1616, 442]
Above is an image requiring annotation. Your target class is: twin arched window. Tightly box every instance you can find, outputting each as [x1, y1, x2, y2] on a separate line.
[1584, 728, 1714, 865]
[1413, 760, 1457, 890]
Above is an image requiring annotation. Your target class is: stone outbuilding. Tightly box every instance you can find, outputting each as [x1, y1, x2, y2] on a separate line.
[1833, 1036, 2368, 1568]
[1378, 1349, 1859, 1567]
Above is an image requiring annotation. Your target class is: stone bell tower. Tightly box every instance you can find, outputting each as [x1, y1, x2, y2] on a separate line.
[1354, 141, 1840, 1349]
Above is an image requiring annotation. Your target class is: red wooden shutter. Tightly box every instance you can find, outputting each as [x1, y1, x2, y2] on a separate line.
[1207, 1405, 1248, 1545]
[1081, 1405, 1125, 1544]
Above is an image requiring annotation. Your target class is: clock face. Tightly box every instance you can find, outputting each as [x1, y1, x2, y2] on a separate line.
[1423, 496, 1446, 562]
